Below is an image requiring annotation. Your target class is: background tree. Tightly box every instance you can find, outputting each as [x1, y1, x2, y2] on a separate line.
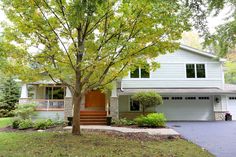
[131, 92, 163, 115]
[0, 77, 20, 117]
[225, 50, 236, 84]
[185, 0, 236, 56]
[0, 0, 191, 135]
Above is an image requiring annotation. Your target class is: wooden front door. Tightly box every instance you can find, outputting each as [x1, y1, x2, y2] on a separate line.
[85, 90, 106, 109]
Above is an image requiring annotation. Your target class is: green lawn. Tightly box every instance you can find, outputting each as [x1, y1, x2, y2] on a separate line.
[0, 117, 12, 128]
[0, 131, 213, 157]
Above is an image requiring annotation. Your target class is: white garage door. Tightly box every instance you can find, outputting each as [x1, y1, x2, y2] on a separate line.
[228, 97, 236, 120]
[156, 96, 214, 121]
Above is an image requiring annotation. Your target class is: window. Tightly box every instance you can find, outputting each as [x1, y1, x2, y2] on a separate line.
[172, 97, 182, 100]
[130, 99, 140, 111]
[185, 97, 196, 100]
[45, 87, 65, 99]
[130, 65, 150, 78]
[163, 97, 169, 100]
[141, 68, 150, 78]
[196, 64, 205, 78]
[229, 97, 236, 100]
[199, 97, 210, 100]
[186, 64, 206, 78]
[186, 64, 195, 78]
[130, 68, 139, 78]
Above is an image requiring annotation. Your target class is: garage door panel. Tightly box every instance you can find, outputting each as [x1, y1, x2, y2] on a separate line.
[156, 96, 214, 121]
[228, 97, 236, 120]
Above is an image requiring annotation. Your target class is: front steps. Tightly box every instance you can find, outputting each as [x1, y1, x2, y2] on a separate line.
[80, 110, 107, 125]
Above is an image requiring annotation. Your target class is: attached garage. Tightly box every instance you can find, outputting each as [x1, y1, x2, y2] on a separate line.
[227, 96, 236, 120]
[157, 96, 214, 121]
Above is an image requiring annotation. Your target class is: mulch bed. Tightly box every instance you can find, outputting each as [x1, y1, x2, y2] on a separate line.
[84, 129, 180, 141]
[0, 125, 180, 141]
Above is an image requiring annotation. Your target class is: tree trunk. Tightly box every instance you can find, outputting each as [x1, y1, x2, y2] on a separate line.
[72, 93, 81, 135]
[142, 105, 145, 115]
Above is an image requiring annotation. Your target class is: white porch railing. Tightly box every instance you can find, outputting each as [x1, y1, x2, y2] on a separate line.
[23, 99, 64, 111]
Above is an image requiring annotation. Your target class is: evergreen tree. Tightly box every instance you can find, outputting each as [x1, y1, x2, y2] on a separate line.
[0, 77, 20, 117]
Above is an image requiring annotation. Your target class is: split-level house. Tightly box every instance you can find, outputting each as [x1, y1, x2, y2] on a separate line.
[19, 45, 236, 124]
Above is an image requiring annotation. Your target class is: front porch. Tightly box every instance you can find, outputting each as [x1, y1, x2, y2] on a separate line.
[19, 83, 109, 124]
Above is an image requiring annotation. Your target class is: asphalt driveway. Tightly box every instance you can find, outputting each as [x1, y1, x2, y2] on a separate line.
[167, 121, 236, 157]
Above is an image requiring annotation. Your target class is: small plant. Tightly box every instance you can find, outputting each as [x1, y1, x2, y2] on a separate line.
[18, 119, 33, 130]
[135, 113, 166, 127]
[33, 119, 54, 130]
[13, 103, 36, 119]
[12, 118, 22, 129]
[113, 118, 135, 126]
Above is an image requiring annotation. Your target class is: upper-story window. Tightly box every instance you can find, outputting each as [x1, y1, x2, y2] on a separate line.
[130, 65, 150, 78]
[186, 64, 206, 78]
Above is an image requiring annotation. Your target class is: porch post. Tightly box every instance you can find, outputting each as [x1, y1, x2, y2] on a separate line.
[19, 84, 28, 104]
[20, 84, 28, 98]
[64, 87, 73, 121]
[110, 81, 119, 120]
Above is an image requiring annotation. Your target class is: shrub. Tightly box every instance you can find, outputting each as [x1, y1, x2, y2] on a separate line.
[33, 119, 54, 130]
[18, 119, 33, 130]
[113, 118, 135, 126]
[135, 113, 166, 127]
[131, 92, 163, 114]
[13, 103, 36, 119]
[0, 77, 20, 117]
[12, 118, 22, 129]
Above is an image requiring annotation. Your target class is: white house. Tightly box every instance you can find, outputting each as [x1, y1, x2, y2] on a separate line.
[19, 45, 236, 123]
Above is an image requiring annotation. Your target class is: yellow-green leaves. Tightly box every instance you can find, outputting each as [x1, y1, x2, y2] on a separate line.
[1, 0, 191, 93]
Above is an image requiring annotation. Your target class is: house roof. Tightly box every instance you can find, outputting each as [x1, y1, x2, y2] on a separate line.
[118, 84, 236, 95]
[28, 80, 59, 85]
[179, 44, 226, 62]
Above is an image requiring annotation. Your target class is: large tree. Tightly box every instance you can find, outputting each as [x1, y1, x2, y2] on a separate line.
[0, 0, 191, 135]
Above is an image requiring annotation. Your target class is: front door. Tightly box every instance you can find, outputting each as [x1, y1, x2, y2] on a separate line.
[85, 90, 106, 110]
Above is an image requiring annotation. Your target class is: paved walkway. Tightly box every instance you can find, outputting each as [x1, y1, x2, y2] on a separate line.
[64, 125, 179, 136]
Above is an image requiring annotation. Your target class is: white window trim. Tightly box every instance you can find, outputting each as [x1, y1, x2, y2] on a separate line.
[130, 67, 150, 79]
[185, 63, 207, 79]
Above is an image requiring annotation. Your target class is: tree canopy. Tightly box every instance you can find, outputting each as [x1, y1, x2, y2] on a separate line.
[0, 0, 191, 134]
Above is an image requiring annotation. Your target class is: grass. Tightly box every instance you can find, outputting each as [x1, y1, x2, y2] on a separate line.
[0, 131, 213, 157]
[0, 117, 12, 128]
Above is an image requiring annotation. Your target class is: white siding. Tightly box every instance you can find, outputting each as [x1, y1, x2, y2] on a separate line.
[155, 49, 218, 63]
[122, 48, 223, 89]
[151, 63, 185, 78]
[122, 79, 222, 88]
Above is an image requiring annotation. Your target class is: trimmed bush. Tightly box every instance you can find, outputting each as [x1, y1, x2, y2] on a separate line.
[33, 119, 54, 130]
[131, 92, 163, 114]
[18, 119, 33, 130]
[135, 113, 166, 127]
[113, 118, 135, 126]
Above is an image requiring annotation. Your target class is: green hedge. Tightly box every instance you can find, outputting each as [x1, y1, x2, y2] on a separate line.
[134, 113, 166, 127]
